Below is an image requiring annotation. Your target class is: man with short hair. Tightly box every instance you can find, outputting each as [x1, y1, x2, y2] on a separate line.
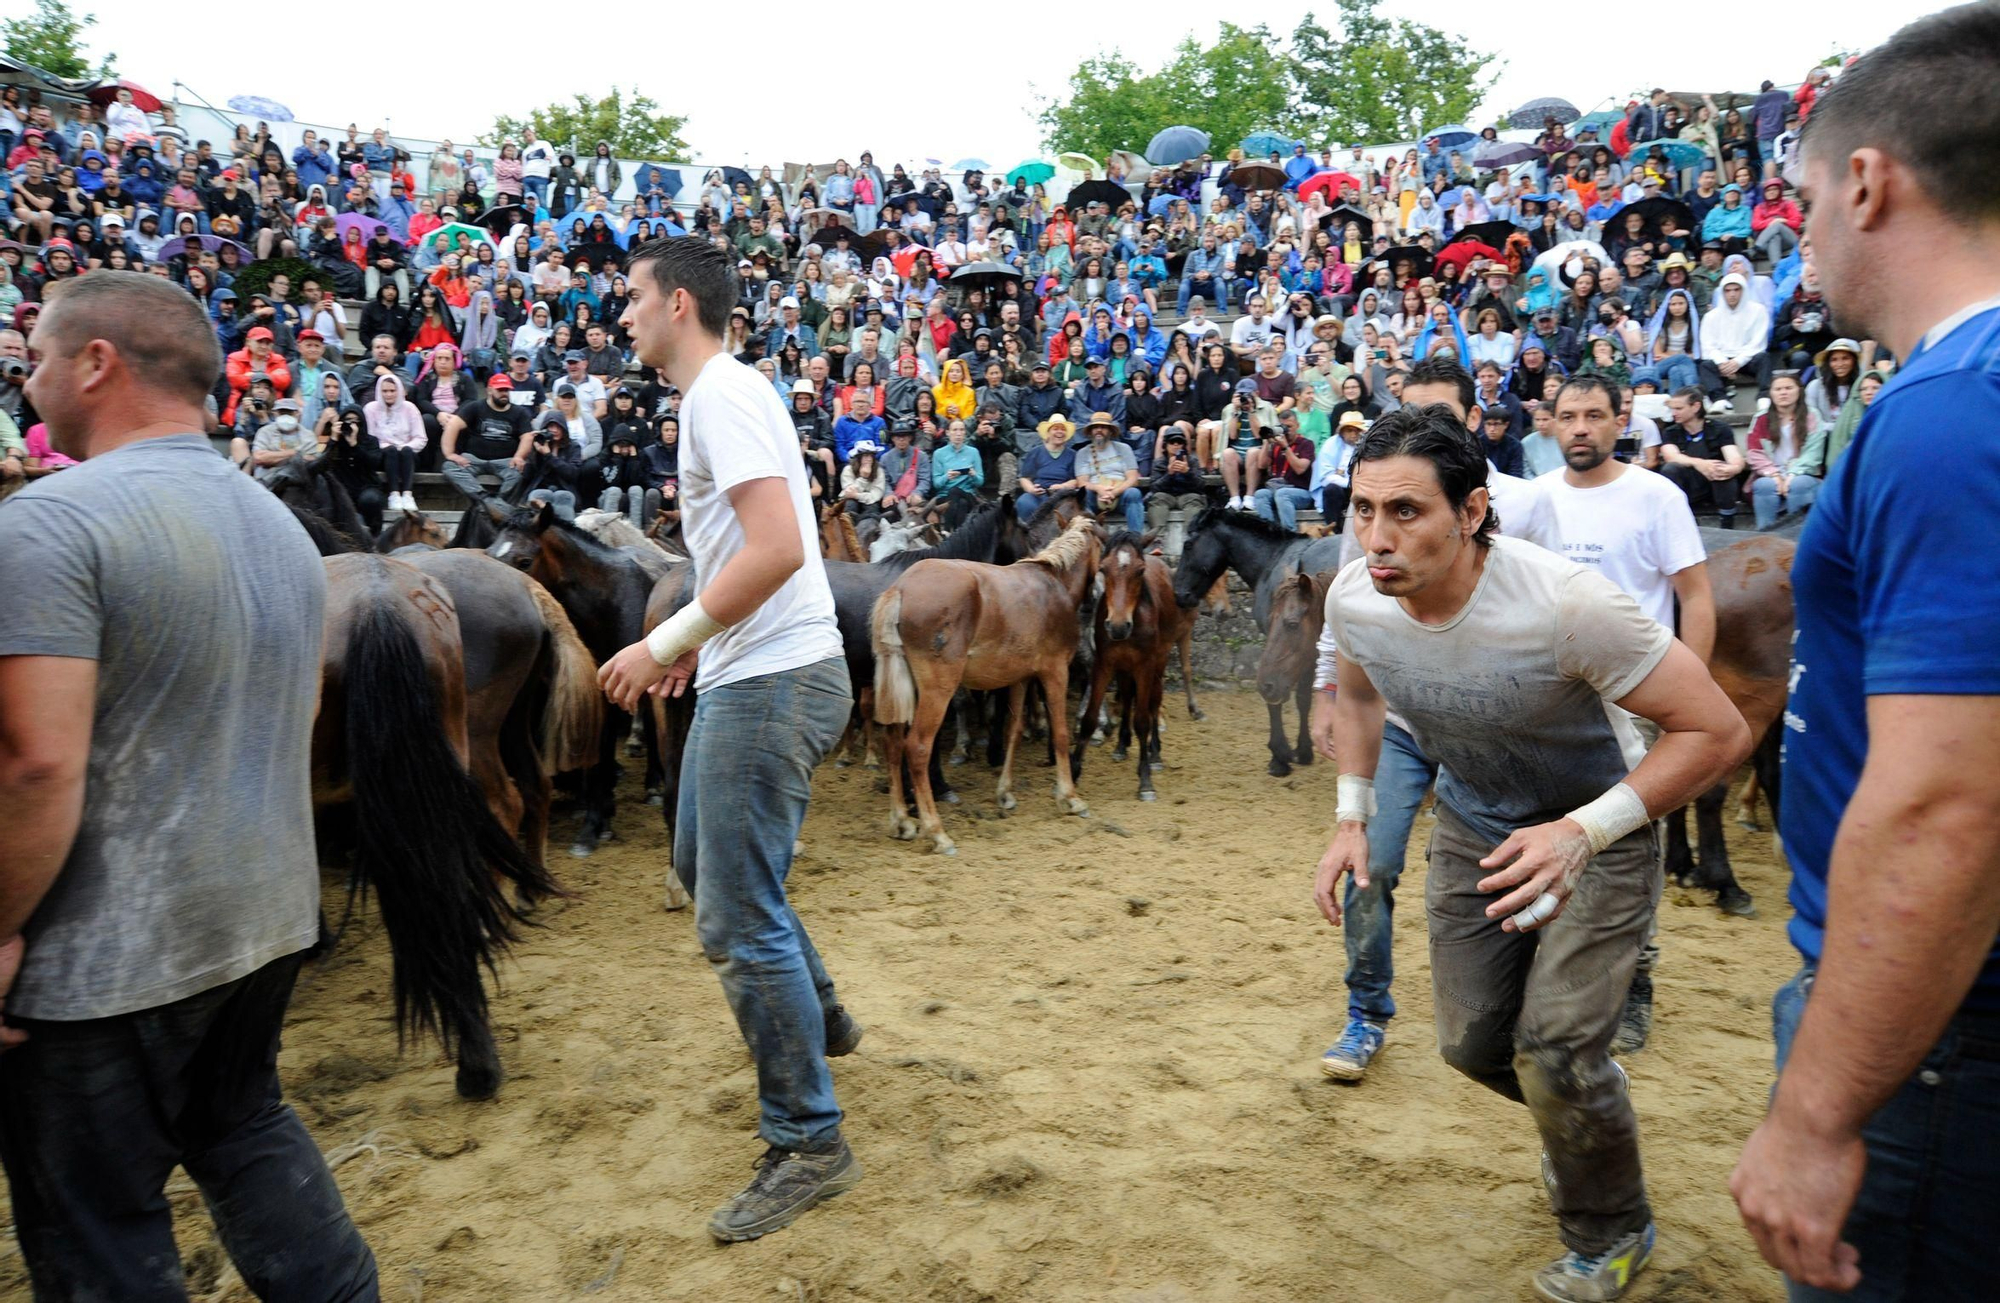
[1315, 403, 1747, 1300]
[442, 373, 533, 504]
[582, 323, 623, 382]
[1658, 386, 1744, 526]
[1066, 358, 1124, 427]
[1730, 13, 2000, 1295]
[599, 238, 856, 1244]
[0, 272, 377, 1299]
[1179, 233, 1229, 313]
[1252, 408, 1317, 531]
[560, 350, 609, 420]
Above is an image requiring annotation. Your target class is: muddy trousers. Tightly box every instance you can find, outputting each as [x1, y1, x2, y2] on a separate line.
[1426, 805, 1659, 1255]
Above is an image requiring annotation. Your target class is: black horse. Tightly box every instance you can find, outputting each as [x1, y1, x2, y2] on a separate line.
[265, 457, 375, 553]
[1172, 509, 1342, 776]
[488, 503, 672, 857]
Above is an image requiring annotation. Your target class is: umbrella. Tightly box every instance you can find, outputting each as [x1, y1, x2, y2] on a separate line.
[1422, 123, 1478, 149]
[1375, 244, 1435, 279]
[891, 246, 924, 278]
[1508, 97, 1580, 129]
[477, 204, 529, 237]
[1449, 220, 1518, 252]
[1108, 150, 1152, 185]
[952, 158, 990, 172]
[1619, 196, 1696, 234]
[1297, 171, 1361, 202]
[1056, 151, 1099, 177]
[1228, 162, 1286, 191]
[1533, 239, 1612, 282]
[1668, 89, 1758, 112]
[718, 166, 753, 191]
[809, 223, 890, 263]
[422, 222, 497, 253]
[333, 212, 386, 244]
[1006, 160, 1054, 186]
[1316, 202, 1375, 237]
[632, 165, 683, 198]
[1145, 125, 1210, 166]
[1434, 240, 1506, 278]
[1146, 194, 1178, 219]
[227, 95, 293, 122]
[1575, 109, 1625, 136]
[948, 260, 1024, 290]
[88, 78, 162, 113]
[1474, 140, 1541, 169]
[1239, 130, 1296, 157]
[1063, 179, 1131, 212]
[157, 234, 252, 261]
[1623, 139, 1707, 171]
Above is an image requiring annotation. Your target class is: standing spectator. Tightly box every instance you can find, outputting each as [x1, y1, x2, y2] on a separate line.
[0, 272, 376, 1300]
[519, 129, 554, 209]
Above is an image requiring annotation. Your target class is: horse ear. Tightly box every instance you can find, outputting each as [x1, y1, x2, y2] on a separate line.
[1137, 529, 1161, 552]
[533, 500, 558, 531]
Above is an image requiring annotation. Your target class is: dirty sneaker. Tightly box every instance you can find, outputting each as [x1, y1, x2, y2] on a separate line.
[1611, 974, 1653, 1056]
[824, 1003, 864, 1058]
[1318, 1019, 1387, 1081]
[1533, 1223, 1655, 1301]
[708, 1137, 862, 1243]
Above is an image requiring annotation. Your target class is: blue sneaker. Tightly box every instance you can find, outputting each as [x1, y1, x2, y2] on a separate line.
[1532, 1223, 1655, 1301]
[1318, 1019, 1386, 1080]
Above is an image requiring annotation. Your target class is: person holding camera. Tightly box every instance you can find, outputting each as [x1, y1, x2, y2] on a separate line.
[1217, 377, 1279, 510]
[315, 406, 386, 531]
[1143, 429, 1208, 534]
[518, 411, 583, 520]
[222, 326, 291, 428]
[1251, 409, 1318, 532]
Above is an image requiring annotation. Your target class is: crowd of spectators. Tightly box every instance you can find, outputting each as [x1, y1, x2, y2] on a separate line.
[0, 67, 1881, 537]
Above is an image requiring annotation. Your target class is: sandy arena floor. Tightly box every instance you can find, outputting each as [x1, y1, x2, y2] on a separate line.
[0, 691, 1796, 1302]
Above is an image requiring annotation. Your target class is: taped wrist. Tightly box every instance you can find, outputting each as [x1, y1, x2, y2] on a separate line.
[1336, 773, 1376, 826]
[645, 596, 727, 667]
[1566, 782, 1649, 856]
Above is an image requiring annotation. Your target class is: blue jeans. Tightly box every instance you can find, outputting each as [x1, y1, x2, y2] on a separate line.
[1178, 275, 1224, 313]
[526, 488, 575, 521]
[854, 202, 880, 234]
[1345, 721, 1438, 1024]
[1095, 486, 1144, 533]
[675, 657, 854, 1149]
[1253, 485, 1315, 531]
[1655, 353, 1699, 394]
[523, 175, 549, 207]
[1753, 472, 1821, 529]
[1773, 965, 2000, 1301]
[0, 954, 377, 1301]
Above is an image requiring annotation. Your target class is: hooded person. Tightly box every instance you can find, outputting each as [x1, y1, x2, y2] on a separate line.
[518, 410, 584, 518]
[125, 158, 164, 208]
[365, 372, 427, 510]
[1644, 287, 1704, 394]
[358, 281, 414, 353]
[459, 288, 500, 373]
[1696, 271, 1771, 410]
[512, 299, 554, 357]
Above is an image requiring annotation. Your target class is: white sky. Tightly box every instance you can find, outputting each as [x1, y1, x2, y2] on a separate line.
[82, 0, 1930, 167]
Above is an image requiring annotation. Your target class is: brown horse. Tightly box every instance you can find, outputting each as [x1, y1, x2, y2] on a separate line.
[872, 516, 1102, 854]
[313, 553, 569, 1099]
[378, 508, 450, 552]
[819, 504, 868, 562]
[1071, 532, 1201, 801]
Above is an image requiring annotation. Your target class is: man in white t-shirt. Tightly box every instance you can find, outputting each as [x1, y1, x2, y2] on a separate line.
[519, 128, 555, 209]
[1542, 374, 1716, 1056]
[1314, 403, 1748, 1301]
[1229, 294, 1275, 366]
[599, 238, 857, 1245]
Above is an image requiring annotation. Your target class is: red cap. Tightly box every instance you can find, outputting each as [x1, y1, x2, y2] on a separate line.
[487, 374, 513, 390]
[296, 329, 323, 342]
[220, 169, 239, 181]
[245, 326, 274, 342]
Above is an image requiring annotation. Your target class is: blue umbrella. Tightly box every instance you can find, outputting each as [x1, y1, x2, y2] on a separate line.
[1146, 194, 1177, 218]
[1623, 138, 1705, 170]
[1474, 141, 1541, 169]
[1575, 109, 1624, 136]
[1145, 125, 1210, 166]
[952, 158, 990, 172]
[1508, 97, 1579, 129]
[1239, 130, 1296, 158]
[1422, 123, 1478, 149]
[227, 95, 293, 122]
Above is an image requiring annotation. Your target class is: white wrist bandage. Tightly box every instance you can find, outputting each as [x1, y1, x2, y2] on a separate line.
[645, 596, 727, 667]
[1566, 782, 1650, 856]
[1336, 773, 1377, 826]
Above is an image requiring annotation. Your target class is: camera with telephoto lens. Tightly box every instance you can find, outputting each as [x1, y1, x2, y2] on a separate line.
[0, 357, 27, 383]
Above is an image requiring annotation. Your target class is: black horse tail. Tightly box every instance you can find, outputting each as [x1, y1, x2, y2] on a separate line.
[342, 601, 562, 1054]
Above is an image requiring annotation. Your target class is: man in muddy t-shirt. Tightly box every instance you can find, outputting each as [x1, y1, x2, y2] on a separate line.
[1311, 405, 1748, 1303]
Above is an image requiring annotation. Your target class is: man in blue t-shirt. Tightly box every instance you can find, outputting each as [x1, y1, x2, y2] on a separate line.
[1729, 13, 2000, 1301]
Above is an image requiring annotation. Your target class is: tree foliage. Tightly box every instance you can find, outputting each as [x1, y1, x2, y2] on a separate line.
[484, 87, 690, 161]
[1037, 3, 1495, 157]
[2, 0, 114, 81]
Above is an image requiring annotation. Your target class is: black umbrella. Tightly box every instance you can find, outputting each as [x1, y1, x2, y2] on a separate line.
[807, 222, 890, 264]
[1317, 203, 1378, 239]
[477, 204, 528, 237]
[1227, 161, 1287, 191]
[1453, 220, 1521, 252]
[1376, 244, 1435, 280]
[719, 166, 753, 191]
[947, 260, 1024, 291]
[1621, 197, 1696, 235]
[1062, 179, 1131, 212]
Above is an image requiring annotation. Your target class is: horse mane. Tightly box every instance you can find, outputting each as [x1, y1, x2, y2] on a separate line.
[1022, 515, 1097, 572]
[450, 501, 500, 549]
[1100, 529, 1151, 560]
[502, 505, 625, 562]
[1026, 486, 1086, 525]
[287, 503, 356, 556]
[1188, 506, 1296, 543]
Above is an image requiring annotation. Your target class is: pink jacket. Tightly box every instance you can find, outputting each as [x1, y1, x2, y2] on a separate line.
[1745, 409, 1815, 478]
[365, 374, 427, 451]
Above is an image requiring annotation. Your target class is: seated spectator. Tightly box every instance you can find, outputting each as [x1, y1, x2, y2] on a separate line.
[1745, 371, 1821, 529]
[1805, 338, 1862, 429]
[586, 427, 657, 529]
[318, 408, 386, 532]
[223, 325, 288, 427]
[519, 411, 583, 519]
[1015, 416, 1079, 524]
[1658, 385, 1745, 526]
[839, 440, 888, 524]
[1751, 178, 1801, 263]
[1252, 409, 1317, 532]
[1144, 429, 1209, 534]
[1217, 378, 1280, 509]
[1521, 404, 1565, 477]
[1480, 407, 1525, 478]
[1072, 411, 1144, 533]
[365, 373, 426, 513]
[442, 372, 531, 505]
[245, 397, 316, 485]
[879, 424, 931, 515]
[1697, 272, 1772, 412]
[1790, 367, 1887, 485]
[930, 419, 984, 507]
[1700, 183, 1752, 255]
[1310, 409, 1367, 526]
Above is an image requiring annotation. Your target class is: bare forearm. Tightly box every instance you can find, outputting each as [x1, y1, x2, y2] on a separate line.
[1775, 788, 2000, 1133]
[1622, 724, 1743, 818]
[1330, 682, 1385, 778]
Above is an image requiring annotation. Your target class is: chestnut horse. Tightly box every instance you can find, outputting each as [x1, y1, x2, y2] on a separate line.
[1071, 532, 1201, 801]
[871, 516, 1102, 854]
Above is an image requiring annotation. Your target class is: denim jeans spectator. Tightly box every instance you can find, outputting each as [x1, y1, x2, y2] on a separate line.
[0, 953, 378, 1301]
[527, 488, 575, 520]
[442, 455, 521, 504]
[1756, 222, 1800, 262]
[854, 202, 880, 234]
[1345, 722, 1438, 1025]
[1654, 353, 1700, 394]
[1752, 472, 1820, 529]
[1253, 484, 1316, 531]
[598, 484, 660, 529]
[1773, 965, 2000, 1302]
[1177, 275, 1225, 314]
[1089, 486, 1145, 532]
[674, 657, 854, 1150]
[523, 175, 549, 208]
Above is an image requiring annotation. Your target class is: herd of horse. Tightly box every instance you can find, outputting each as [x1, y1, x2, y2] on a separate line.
[262, 455, 1797, 1100]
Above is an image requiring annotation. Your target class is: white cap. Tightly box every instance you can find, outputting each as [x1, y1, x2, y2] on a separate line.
[791, 379, 814, 395]
[779, 295, 801, 309]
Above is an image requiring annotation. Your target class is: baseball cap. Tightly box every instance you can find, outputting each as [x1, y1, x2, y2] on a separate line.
[564, 349, 587, 363]
[779, 295, 800, 309]
[1030, 360, 1050, 371]
[1086, 357, 1105, 368]
[245, 326, 274, 342]
[272, 398, 301, 413]
[487, 374, 514, 390]
[297, 329, 323, 342]
[1234, 378, 1260, 395]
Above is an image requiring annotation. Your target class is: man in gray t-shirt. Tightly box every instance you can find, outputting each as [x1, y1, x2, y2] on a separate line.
[0, 272, 374, 1299]
[1311, 406, 1747, 1303]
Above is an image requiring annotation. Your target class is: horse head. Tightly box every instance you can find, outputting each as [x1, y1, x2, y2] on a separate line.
[1172, 508, 1229, 609]
[1097, 530, 1159, 642]
[486, 500, 563, 578]
[1256, 564, 1329, 704]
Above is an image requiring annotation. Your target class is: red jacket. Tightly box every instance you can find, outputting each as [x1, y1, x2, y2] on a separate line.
[224, 346, 291, 424]
[1752, 198, 1801, 234]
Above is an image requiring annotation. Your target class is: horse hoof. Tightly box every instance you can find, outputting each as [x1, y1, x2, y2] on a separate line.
[1111, 748, 1128, 762]
[568, 842, 594, 859]
[454, 1063, 502, 1101]
[623, 740, 644, 758]
[835, 758, 852, 769]
[1188, 707, 1206, 721]
[662, 889, 690, 912]
[1267, 759, 1293, 778]
[892, 818, 919, 841]
[1063, 799, 1091, 817]
[1718, 888, 1759, 919]
[942, 790, 961, 805]
[934, 840, 957, 857]
[1089, 734, 1105, 747]
[1294, 748, 1314, 766]
[1138, 789, 1157, 802]
[997, 791, 1018, 812]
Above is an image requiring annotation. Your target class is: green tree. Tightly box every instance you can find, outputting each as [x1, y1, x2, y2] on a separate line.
[484, 87, 690, 160]
[2, 0, 114, 81]
[1035, 52, 1170, 162]
[1039, 29, 1293, 160]
[1290, 0, 1496, 144]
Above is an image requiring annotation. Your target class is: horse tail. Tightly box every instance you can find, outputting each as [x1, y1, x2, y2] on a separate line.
[524, 576, 602, 775]
[341, 600, 560, 1054]
[871, 587, 916, 725]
